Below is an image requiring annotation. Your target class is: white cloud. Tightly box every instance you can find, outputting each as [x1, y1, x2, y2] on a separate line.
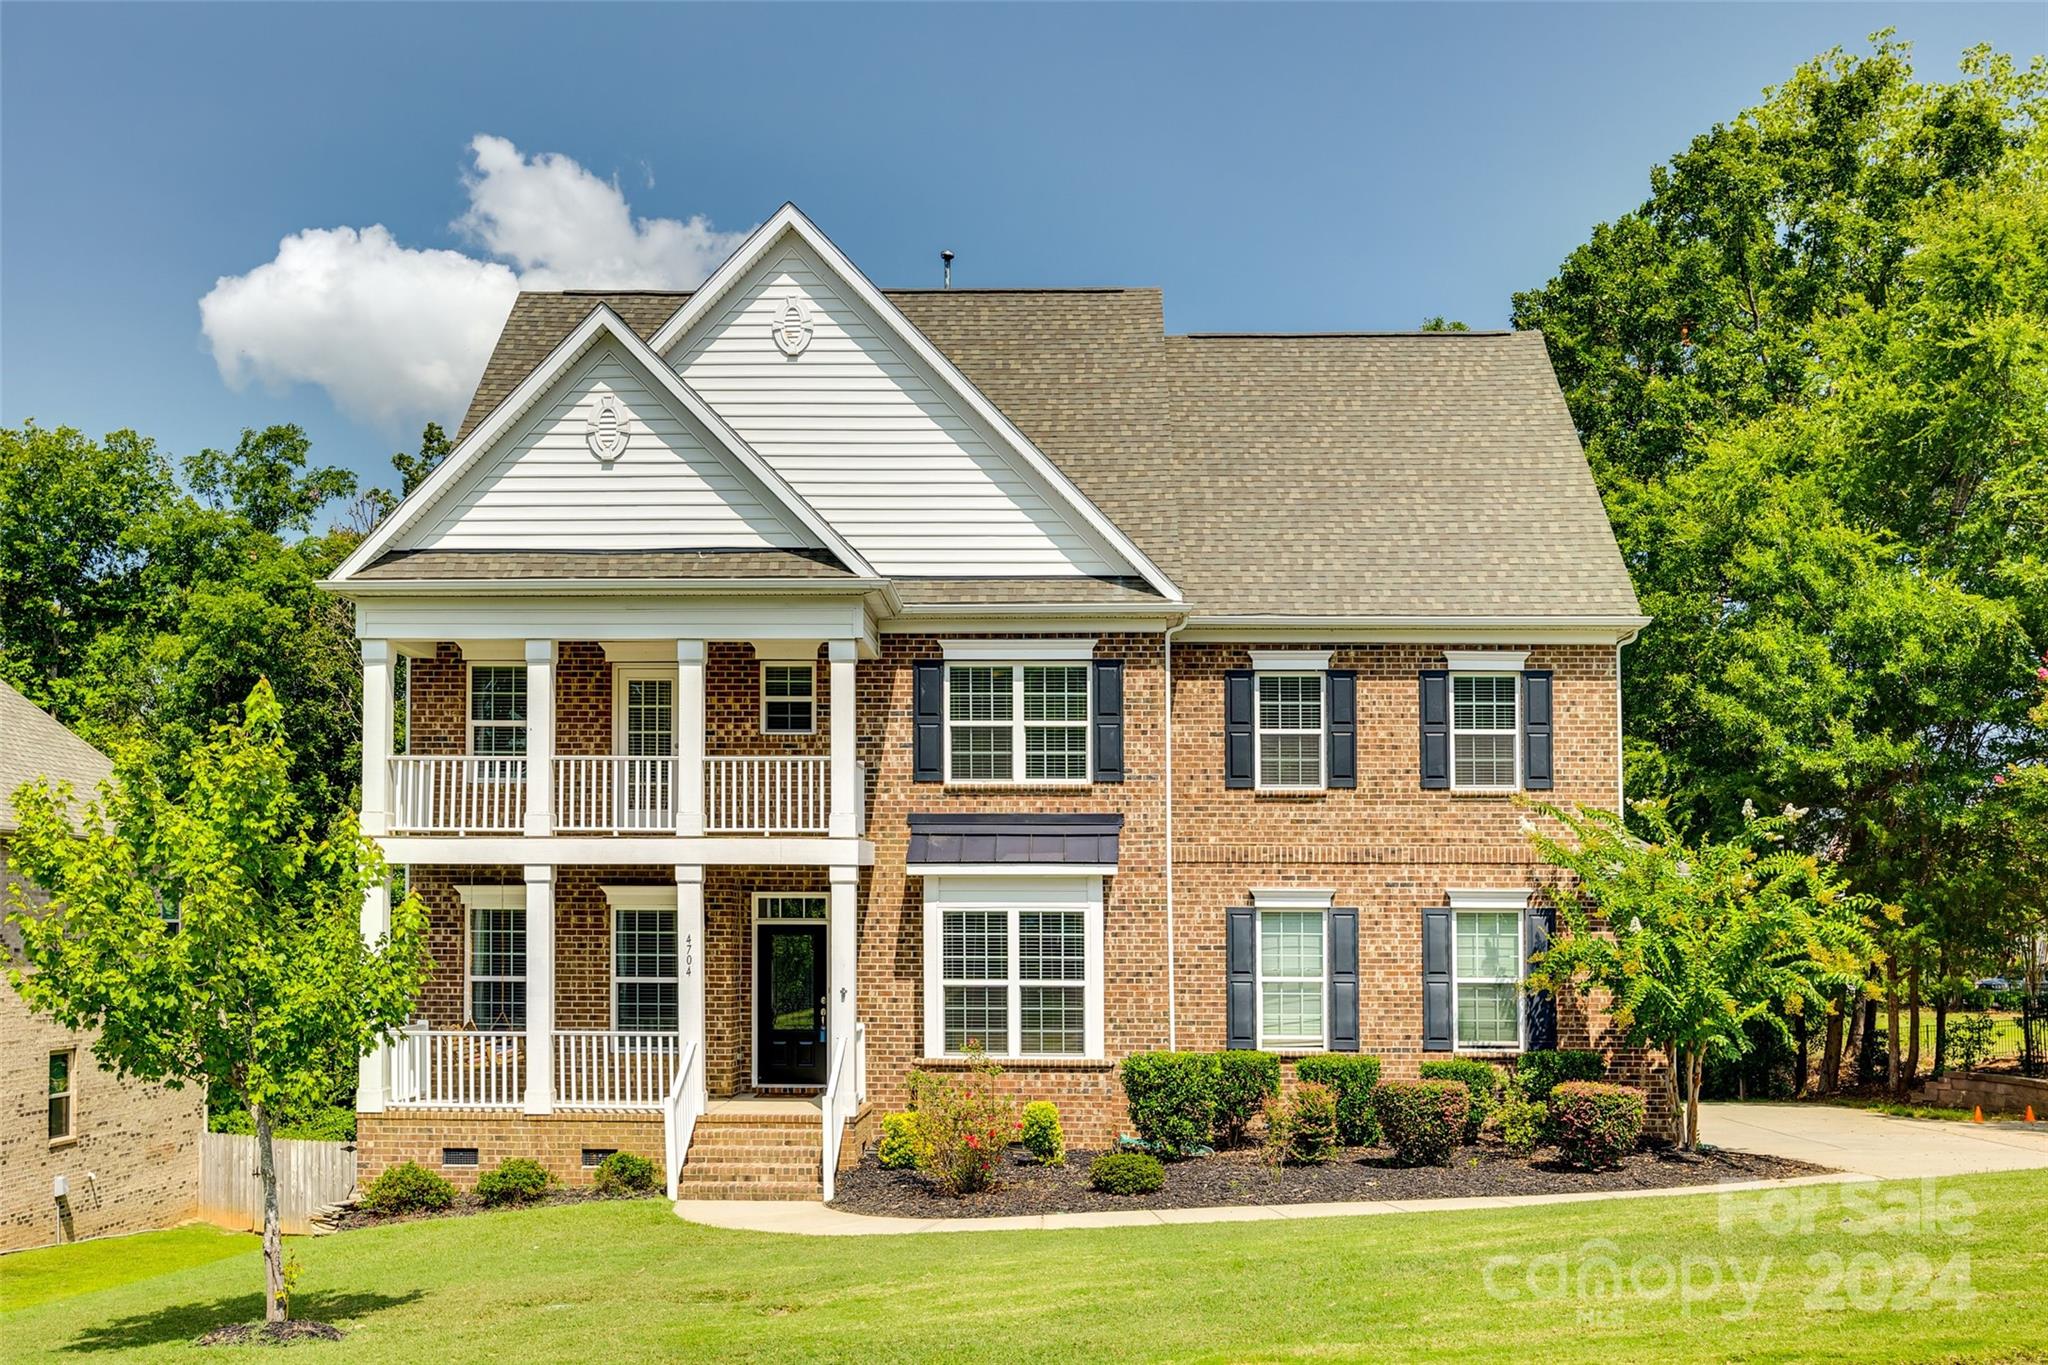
[199, 136, 749, 432]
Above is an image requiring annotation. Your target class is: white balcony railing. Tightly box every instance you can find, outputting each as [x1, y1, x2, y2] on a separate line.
[389, 756, 527, 833]
[705, 755, 830, 834]
[553, 757, 677, 833]
[554, 1030, 683, 1108]
[387, 1026, 526, 1108]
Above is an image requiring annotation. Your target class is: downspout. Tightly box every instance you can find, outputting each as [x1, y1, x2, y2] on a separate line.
[1163, 616, 1188, 1050]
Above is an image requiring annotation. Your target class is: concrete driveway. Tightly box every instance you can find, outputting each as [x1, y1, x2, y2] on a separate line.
[1702, 1101, 2048, 1179]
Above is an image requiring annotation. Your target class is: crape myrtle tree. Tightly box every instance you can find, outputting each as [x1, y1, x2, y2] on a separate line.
[4, 682, 428, 1324]
[1524, 799, 1875, 1148]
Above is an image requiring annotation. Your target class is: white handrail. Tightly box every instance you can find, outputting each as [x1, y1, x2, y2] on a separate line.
[388, 756, 527, 833]
[662, 1040, 704, 1200]
[553, 1030, 681, 1108]
[705, 755, 829, 834]
[820, 1019, 864, 1203]
[388, 1027, 526, 1108]
[553, 757, 677, 833]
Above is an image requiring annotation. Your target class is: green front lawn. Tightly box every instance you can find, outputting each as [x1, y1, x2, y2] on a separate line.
[4, 1172, 2042, 1362]
[1, 1225, 256, 1313]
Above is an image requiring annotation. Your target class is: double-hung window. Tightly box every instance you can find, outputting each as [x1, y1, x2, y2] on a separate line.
[48, 1050, 74, 1142]
[1257, 674, 1324, 789]
[1257, 910, 1326, 1048]
[467, 900, 527, 1030]
[469, 665, 527, 776]
[1451, 674, 1518, 790]
[1454, 910, 1522, 1049]
[612, 905, 678, 1032]
[946, 663, 1089, 783]
[928, 879, 1101, 1058]
[761, 664, 815, 734]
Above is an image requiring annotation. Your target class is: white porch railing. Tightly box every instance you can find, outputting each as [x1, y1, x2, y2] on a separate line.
[389, 756, 527, 833]
[662, 1041, 705, 1200]
[821, 1019, 866, 1203]
[552, 757, 677, 833]
[553, 1030, 682, 1108]
[705, 755, 830, 834]
[387, 1026, 526, 1108]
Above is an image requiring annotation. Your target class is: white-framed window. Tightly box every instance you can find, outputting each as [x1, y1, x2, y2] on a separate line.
[754, 893, 827, 921]
[616, 667, 676, 757]
[1451, 673, 1518, 790]
[1257, 673, 1324, 789]
[612, 903, 678, 1032]
[1454, 909, 1524, 1049]
[945, 664, 1090, 784]
[761, 664, 815, 735]
[1258, 910, 1327, 1048]
[464, 890, 527, 1031]
[468, 665, 527, 766]
[48, 1049, 74, 1142]
[922, 876, 1104, 1059]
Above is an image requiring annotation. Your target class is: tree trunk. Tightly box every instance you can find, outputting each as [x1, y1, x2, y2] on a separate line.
[1844, 996, 1864, 1087]
[1858, 996, 1880, 1086]
[1821, 1007, 1844, 1096]
[254, 1103, 285, 1323]
[1885, 958, 1903, 1098]
[1904, 962, 1922, 1089]
[1687, 1050, 1704, 1151]
[1793, 1012, 1810, 1096]
[1664, 1042, 1687, 1149]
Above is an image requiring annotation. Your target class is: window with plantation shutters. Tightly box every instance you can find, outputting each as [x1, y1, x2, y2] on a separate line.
[1451, 674, 1518, 790]
[924, 876, 1104, 1060]
[944, 663, 1090, 784]
[1257, 674, 1324, 789]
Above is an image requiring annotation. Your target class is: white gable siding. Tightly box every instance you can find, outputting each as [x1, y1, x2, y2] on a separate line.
[407, 342, 815, 553]
[671, 240, 1126, 578]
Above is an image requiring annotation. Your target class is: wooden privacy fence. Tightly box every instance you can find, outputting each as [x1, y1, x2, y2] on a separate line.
[199, 1132, 358, 1235]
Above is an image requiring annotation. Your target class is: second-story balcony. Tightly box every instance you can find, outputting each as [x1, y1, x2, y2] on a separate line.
[386, 754, 861, 837]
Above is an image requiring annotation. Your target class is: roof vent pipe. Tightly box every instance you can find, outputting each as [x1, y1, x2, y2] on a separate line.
[941, 250, 954, 288]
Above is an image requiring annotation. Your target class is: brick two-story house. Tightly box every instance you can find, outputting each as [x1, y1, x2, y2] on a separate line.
[327, 205, 1650, 1200]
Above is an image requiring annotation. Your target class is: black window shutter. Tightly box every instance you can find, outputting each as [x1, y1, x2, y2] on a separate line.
[1419, 670, 1450, 789]
[913, 660, 944, 783]
[1091, 658, 1124, 784]
[1227, 908, 1256, 1049]
[1224, 669, 1255, 789]
[1422, 905, 1453, 1051]
[1325, 670, 1357, 789]
[1525, 901, 1557, 1050]
[1523, 670, 1554, 791]
[1328, 908, 1359, 1052]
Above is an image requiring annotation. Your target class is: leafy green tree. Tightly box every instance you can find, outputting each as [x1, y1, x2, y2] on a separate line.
[185, 424, 356, 537]
[4, 682, 427, 1324]
[1525, 800, 1874, 1148]
[1419, 316, 1470, 332]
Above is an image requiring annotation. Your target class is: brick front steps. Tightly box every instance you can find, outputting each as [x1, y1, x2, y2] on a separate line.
[677, 1109, 826, 1201]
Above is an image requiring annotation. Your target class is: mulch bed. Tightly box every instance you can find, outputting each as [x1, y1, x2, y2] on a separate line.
[327, 1187, 660, 1232]
[196, 1321, 346, 1346]
[829, 1143, 1830, 1219]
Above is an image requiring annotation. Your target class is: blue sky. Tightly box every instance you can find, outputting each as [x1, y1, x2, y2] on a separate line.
[3, 2, 2040, 492]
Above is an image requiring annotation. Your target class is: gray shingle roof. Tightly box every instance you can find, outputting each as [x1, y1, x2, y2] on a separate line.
[352, 548, 860, 582]
[1, 681, 113, 834]
[442, 288, 1640, 620]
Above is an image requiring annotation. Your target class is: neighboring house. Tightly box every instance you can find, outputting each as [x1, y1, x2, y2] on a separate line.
[0, 682, 204, 1250]
[327, 205, 1652, 1199]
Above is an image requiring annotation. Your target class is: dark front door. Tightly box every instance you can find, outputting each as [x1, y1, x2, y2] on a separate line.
[756, 924, 826, 1085]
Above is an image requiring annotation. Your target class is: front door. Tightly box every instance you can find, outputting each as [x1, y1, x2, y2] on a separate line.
[756, 924, 826, 1085]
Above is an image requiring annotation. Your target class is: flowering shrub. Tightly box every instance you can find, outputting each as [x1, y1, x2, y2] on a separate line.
[1547, 1082, 1645, 1168]
[906, 1051, 1017, 1196]
[1261, 1082, 1339, 1166]
[1374, 1079, 1470, 1166]
[1020, 1101, 1066, 1166]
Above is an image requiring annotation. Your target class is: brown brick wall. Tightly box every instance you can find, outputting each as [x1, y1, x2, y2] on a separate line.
[555, 642, 611, 756]
[357, 1110, 663, 1190]
[405, 644, 467, 755]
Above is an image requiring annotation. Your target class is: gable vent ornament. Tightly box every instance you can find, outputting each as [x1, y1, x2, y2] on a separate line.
[586, 393, 630, 463]
[771, 292, 813, 357]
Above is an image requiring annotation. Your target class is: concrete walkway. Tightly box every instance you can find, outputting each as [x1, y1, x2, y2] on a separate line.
[674, 1101, 2048, 1237]
[1698, 1100, 2048, 1180]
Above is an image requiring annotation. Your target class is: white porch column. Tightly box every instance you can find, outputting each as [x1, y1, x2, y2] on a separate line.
[361, 640, 393, 837]
[828, 640, 859, 839]
[676, 640, 706, 836]
[676, 864, 706, 1103]
[828, 864, 859, 1073]
[523, 865, 555, 1115]
[524, 640, 555, 837]
[355, 877, 392, 1114]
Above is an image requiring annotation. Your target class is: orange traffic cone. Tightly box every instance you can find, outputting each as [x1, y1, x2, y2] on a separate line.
[2028, 1105, 2037, 1124]
[1972, 1106, 1985, 1123]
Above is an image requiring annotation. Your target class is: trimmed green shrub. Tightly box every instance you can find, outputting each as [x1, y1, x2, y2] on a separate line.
[360, 1161, 454, 1215]
[475, 1157, 554, 1207]
[877, 1112, 918, 1170]
[1118, 1051, 1219, 1158]
[1295, 1054, 1383, 1146]
[1419, 1058, 1505, 1143]
[1262, 1082, 1339, 1166]
[1513, 1049, 1605, 1102]
[1495, 1097, 1548, 1156]
[1548, 1082, 1645, 1169]
[592, 1152, 658, 1196]
[1375, 1079, 1470, 1167]
[1212, 1051, 1281, 1147]
[1088, 1152, 1165, 1196]
[1020, 1101, 1066, 1167]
